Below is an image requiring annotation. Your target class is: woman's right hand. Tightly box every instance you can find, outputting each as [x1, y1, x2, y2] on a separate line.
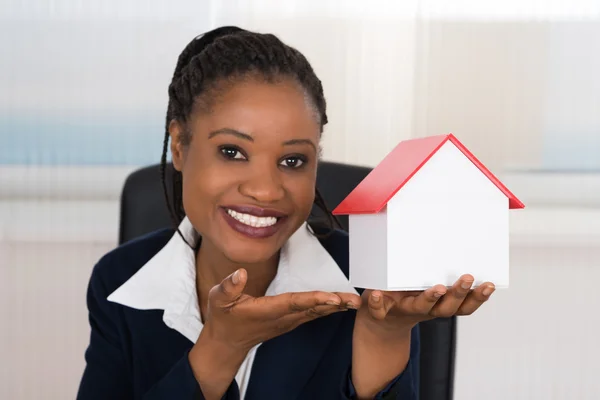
[189, 268, 360, 399]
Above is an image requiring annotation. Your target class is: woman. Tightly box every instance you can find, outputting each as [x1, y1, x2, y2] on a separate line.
[77, 26, 495, 400]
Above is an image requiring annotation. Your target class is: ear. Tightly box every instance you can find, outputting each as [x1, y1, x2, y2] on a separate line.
[168, 120, 186, 171]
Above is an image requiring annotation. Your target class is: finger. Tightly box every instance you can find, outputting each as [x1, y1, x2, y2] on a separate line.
[279, 303, 348, 329]
[299, 303, 349, 320]
[368, 291, 388, 320]
[396, 285, 447, 315]
[334, 292, 362, 310]
[210, 268, 247, 306]
[254, 291, 342, 318]
[430, 274, 474, 318]
[457, 283, 495, 315]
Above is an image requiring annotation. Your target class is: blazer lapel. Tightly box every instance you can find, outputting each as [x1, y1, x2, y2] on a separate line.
[244, 311, 346, 400]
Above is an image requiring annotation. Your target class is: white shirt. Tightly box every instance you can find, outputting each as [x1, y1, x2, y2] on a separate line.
[107, 217, 358, 399]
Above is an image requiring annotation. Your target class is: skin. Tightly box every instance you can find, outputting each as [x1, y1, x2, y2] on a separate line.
[352, 277, 495, 399]
[169, 77, 495, 400]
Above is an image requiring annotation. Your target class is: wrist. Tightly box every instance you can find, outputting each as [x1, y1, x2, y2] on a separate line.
[352, 309, 413, 399]
[189, 330, 248, 385]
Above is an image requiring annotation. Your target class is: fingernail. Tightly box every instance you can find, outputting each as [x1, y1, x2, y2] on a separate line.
[232, 270, 240, 285]
[371, 293, 381, 302]
[434, 291, 444, 298]
[326, 300, 341, 306]
[461, 281, 473, 290]
[346, 302, 357, 309]
[482, 285, 495, 296]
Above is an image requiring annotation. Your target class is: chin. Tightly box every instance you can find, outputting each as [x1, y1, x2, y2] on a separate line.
[222, 241, 280, 265]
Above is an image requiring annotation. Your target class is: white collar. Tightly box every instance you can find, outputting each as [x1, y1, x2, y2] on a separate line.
[107, 217, 358, 343]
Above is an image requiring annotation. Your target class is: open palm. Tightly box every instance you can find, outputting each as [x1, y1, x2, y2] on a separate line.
[361, 274, 496, 326]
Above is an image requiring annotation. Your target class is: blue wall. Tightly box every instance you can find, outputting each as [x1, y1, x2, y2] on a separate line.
[1, 14, 598, 170]
[2, 113, 166, 166]
[3, 113, 599, 169]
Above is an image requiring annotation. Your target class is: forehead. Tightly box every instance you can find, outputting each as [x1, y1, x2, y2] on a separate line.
[190, 78, 320, 141]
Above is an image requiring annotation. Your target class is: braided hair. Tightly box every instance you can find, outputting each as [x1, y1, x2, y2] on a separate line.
[160, 26, 340, 245]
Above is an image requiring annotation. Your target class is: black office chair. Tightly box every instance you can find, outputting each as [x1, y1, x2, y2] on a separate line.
[119, 161, 457, 400]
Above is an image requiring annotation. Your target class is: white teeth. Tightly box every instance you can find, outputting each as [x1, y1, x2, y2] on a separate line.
[227, 209, 278, 228]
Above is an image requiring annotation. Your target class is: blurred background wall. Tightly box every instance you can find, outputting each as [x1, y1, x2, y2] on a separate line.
[1, 1, 599, 399]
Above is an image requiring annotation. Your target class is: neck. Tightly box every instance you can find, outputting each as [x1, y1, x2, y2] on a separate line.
[195, 238, 279, 321]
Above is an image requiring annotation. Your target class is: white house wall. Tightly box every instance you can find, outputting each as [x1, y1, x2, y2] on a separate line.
[386, 141, 510, 289]
[348, 210, 389, 289]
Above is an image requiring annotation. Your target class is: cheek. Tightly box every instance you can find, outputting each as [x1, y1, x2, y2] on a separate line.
[286, 174, 316, 216]
[179, 154, 233, 221]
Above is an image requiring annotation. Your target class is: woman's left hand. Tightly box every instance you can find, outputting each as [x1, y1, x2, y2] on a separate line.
[358, 274, 496, 330]
[350, 274, 495, 398]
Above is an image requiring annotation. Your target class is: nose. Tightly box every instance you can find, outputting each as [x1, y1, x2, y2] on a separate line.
[238, 164, 285, 204]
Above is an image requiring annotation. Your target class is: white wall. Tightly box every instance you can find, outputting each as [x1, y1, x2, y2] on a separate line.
[456, 243, 600, 400]
[0, 241, 113, 400]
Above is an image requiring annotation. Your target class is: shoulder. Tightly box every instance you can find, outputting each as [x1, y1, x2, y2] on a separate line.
[87, 228, 175, 298]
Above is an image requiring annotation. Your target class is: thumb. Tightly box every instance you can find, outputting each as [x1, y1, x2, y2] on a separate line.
[368, 290, 388, 321]
[211, 268, 247, 305]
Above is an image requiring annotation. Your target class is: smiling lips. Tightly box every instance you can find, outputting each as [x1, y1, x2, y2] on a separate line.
[227, 209, 277, 228]
[221, 205, 287, 239]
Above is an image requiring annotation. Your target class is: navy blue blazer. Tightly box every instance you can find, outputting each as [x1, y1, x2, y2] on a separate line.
[77, 227, 420, 399]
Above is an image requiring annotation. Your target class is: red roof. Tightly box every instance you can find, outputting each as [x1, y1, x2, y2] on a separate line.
[332, 133, 525, 215]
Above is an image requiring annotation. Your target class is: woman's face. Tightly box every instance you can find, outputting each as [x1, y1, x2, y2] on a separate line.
[170, 78, 320, 264]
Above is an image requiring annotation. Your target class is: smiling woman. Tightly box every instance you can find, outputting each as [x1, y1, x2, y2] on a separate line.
[76, 26, 495, 400]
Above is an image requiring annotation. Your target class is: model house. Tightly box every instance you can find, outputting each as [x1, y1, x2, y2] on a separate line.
[332, 133, 525, 291]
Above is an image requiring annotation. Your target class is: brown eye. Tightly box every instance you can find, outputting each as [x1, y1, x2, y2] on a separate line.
[220, 146, 246, 160]
[279, 156, 306, 169]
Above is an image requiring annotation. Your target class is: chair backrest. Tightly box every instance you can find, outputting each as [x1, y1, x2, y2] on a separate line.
[119, 161, 456, 400]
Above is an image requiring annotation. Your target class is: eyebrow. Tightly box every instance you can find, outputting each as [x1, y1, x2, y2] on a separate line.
[283, 138, 317, 151]
[208, 128, 253, 141]
[208, 128, 317, 151]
